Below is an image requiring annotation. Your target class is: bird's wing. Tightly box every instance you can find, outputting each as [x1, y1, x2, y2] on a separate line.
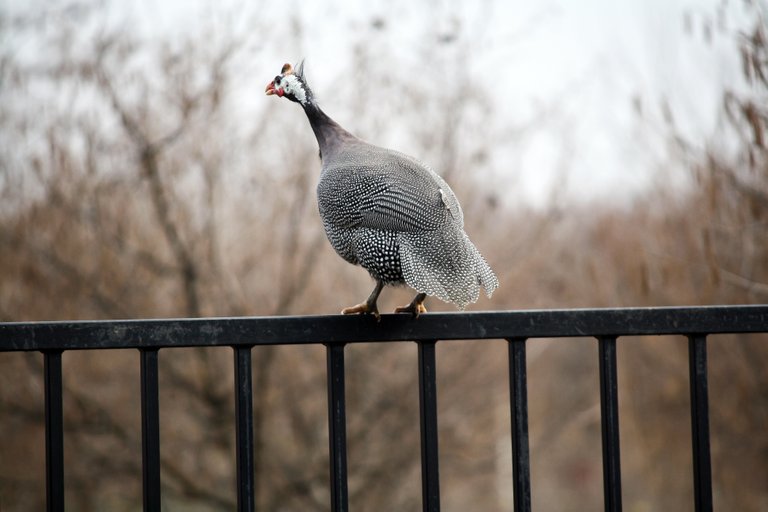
[319, 154, 462, 233]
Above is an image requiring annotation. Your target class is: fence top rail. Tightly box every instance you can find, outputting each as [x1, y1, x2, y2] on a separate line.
[0, 305, 766, 352]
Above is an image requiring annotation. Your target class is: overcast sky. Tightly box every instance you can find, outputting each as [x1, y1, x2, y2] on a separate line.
[3, 0, 747, 206]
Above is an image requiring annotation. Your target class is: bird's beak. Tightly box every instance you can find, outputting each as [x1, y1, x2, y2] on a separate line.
[265, 80, 276, 96]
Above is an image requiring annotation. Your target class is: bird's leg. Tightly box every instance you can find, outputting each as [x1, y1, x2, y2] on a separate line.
[341, 280, 384, 320]
[394, 292, 428, 318]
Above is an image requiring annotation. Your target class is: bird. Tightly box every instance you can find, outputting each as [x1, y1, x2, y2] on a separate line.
[265, 61, 498, 318]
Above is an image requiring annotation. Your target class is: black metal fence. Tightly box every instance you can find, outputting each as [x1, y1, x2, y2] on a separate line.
[1, 305, 767, 512]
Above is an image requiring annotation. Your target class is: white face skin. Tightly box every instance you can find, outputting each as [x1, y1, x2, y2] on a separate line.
[277, 74, 307, 105]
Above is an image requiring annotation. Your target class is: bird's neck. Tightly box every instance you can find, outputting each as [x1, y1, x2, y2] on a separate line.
[302, 102, 358, 162]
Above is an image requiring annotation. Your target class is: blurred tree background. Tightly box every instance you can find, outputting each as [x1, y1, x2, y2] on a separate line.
[1, 0, 766, 511]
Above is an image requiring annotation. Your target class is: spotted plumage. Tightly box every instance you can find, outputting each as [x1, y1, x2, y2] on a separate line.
[266, 61, 498, 317]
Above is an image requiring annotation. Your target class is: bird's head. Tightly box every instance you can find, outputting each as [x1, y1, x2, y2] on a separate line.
[265, 61, 311, 106]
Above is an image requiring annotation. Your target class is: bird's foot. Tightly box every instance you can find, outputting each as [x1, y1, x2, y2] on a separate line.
[341, 301, 380, 321]
[394, 294, 428, 318]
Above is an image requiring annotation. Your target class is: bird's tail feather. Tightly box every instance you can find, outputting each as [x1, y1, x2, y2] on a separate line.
[399, 229, 498, 309]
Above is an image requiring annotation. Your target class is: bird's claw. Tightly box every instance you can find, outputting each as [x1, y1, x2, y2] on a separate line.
[394, 301, 428, 318]
[341, 302, 381, 321]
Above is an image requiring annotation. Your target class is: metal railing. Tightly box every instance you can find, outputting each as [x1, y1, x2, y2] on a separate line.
[1, 305, 767, 512]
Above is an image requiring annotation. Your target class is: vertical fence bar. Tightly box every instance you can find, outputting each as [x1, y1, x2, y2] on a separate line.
[688, 335, 713, 512]
[234, 346, 256, 512]
[598, 336, 622, 512]
[44, 350, 64, 512]
[418, 341, 441, 512]
[326, 343, 349, 512]
[507, 338, 531, 512]
[140, 349, 161, 512]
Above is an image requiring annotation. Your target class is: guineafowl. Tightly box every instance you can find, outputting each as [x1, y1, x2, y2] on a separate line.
[265, 61, 498, 318]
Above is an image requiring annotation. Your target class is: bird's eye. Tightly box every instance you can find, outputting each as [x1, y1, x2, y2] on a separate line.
[274, 76, 282, 85]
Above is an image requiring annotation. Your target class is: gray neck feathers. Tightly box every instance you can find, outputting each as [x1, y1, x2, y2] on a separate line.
[303, 102, 359, 162]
